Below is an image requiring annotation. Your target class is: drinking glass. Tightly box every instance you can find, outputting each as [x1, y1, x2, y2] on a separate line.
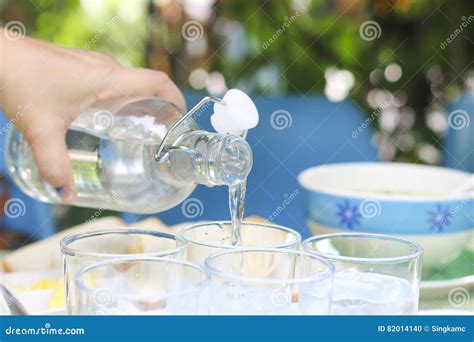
[205, 248, 334, 315]
[302, 233, 423, 315]
[181, 221, 301, 265]
[75, 257, 208, 315]
[61, 229, 186, 314]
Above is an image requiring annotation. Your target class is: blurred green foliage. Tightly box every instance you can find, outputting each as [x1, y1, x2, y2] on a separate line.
[214, 0, 473, 161]
[0, 0, 148, 66]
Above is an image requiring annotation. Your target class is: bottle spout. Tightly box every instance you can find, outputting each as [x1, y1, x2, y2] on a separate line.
[207, 134, 253, 186]
[166, 131, 252, 187]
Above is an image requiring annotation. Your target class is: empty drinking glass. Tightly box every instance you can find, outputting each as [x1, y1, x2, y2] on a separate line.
[205, 248, 334, 315]
[302, 233, 423, 315]
[61, 229, 186, 314]
[181, 221, 301, 265]
[75, 257, 208, 315]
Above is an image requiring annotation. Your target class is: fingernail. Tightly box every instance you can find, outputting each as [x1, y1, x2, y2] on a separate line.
[55, 186, 76, 203]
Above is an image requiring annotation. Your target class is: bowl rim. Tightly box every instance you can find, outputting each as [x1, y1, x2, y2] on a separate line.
[298, 162, 473, 202]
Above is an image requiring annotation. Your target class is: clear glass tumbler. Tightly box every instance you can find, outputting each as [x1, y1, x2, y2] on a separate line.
[180, 221, 301, 265]
[205, 248, 334, 315]
[75, 257, 208, 315]
[61, 229, 186, 314]
[302, 233, 423, 315]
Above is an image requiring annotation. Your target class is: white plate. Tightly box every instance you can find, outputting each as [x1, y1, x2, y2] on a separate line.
[421, 275, 474, 300]
[1, 269, 64, 315]
[0, 288, 10, 315]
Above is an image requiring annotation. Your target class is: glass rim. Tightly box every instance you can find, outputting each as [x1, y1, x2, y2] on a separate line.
[180, 221, 302, 250]
[302, 232, 423, 264]
[204, 247, 335, 285]
[75, 256, 208, 299]
[60, 228, 187, 259]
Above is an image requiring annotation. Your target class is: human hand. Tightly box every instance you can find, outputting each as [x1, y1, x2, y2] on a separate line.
[0, 28, 186, 202]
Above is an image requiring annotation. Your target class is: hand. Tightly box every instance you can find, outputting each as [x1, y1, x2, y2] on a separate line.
[0, 28, 186, 203]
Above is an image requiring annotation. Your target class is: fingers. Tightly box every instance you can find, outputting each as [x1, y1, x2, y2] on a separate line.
[109, 68, 187, 111]
[24, 125, 76, 203]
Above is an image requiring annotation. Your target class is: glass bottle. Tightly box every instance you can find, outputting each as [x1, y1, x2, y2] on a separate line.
[5, 97, 252, 214]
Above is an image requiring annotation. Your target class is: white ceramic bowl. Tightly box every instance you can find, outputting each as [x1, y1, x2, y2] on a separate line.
[298, 162, 473, 272]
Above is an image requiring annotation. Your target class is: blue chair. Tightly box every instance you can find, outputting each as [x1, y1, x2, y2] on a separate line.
[0, 94, 378, 240]
[444, 92, 474, 173]
[122, 93, 378, 238]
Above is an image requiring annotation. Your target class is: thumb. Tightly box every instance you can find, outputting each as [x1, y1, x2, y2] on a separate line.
[25, 127, 76, 203]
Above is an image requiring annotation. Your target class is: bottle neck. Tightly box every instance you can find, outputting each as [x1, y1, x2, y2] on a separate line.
[163, 131, 252, 187]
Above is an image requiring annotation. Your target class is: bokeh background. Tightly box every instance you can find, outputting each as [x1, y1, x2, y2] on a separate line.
[0, 0, 473, 229]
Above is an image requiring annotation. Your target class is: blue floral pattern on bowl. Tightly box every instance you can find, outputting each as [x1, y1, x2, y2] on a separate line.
[335, 200, 361, 230]
[300, 189, 472, 235]
[298, 162, 474, 270]
[427, 204, 452, 232]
